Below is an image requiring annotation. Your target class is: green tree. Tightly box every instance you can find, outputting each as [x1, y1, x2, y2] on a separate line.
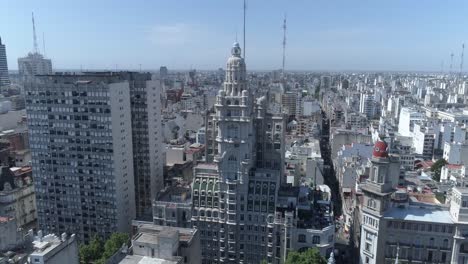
[79, 235, 103, 263]
[285, 248, 327, 264]
[100, 233, 129, 261]
[431, 158, 447, 182]
[79, 233, 129, 263]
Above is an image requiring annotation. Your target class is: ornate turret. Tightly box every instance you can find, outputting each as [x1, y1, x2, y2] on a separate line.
[372, 136, 388, 158]
[214, 43, 254, 183]
[224, 42, 247, 96]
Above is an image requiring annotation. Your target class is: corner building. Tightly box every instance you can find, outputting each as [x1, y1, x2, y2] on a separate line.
[360, 138, 468, 264]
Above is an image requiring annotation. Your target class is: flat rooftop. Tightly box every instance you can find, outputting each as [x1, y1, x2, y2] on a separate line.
[132, 221, 197, 244]
[134, 231, 176, 245]
[195, 163, 218, 170]
[157, 185, 191, 203]
[383, 206, 453, 224]
[119, 255, 179, 264]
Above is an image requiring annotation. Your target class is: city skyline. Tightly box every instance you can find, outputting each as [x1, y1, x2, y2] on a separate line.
[4, 1, 468, 263]
[2, 0, 468, 72]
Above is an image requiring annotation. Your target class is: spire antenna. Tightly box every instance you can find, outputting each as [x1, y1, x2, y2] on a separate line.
[42, 32, 46, 57]
[32, 12, 39, 54]
[243, 0, 247, 59]
[460, 43, 465, 78]
[450, 52, 454, 75]
[282, 13, 287, 78]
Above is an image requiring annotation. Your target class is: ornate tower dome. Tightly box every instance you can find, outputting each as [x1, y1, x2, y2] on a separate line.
[224, 42, 247, 97]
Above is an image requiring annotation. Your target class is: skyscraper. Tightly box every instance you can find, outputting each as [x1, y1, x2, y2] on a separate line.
[192, 42, 286, 264]
[25, 72, 164, 241]
[0, 37, 10, 87]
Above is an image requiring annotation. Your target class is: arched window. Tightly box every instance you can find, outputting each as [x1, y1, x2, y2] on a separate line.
[226, 100, 231, 105]
[372, 167, 377, 182]
[298, 234, 306, 243]
[429, 237, 435, 247]
[378, 170, 384, 183]
[367, 199, 376, 209]
[234, 100, 239, 105]
[443, 239, 448, 248]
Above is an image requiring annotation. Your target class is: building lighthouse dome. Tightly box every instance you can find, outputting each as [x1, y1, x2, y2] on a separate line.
[224, 42, 247, 96]
[231, 42, 241, 56]
[227, 42, 245, 67]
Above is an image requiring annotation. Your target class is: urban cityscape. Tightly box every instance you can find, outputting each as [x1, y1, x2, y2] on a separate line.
[1, 1, 468, 264]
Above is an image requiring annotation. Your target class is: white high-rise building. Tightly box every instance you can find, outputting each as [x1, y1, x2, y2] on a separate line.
[18, 52, 52, 77]
[443, 142, 468, 165]
[359, 92, 375, 119]
[398, 107, 426, 137]
[0, 37, 10, 86]
[413, 123, 436, 160]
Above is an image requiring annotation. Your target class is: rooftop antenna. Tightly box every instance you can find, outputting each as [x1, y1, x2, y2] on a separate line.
[243, 0, 246, 59]
[282, 13, 287, 77]
[450, 52, 454, 75]
[42, 32, 46, 57]
[460, 43, 465, 78]
[32, 12, 39, 54]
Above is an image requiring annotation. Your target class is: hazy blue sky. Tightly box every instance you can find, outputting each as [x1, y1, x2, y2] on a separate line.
[2, 0, 468, 71]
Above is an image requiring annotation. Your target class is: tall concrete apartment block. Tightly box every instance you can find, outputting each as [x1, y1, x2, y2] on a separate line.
[25, 72, 163, 241]
[126, 72, 164, 218]
[0, 37, 10, 86]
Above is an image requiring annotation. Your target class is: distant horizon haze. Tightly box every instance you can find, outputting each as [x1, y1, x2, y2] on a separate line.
[2, 0, 468, 72]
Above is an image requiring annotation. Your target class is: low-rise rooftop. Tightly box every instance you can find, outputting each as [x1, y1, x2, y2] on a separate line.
[383, 206, 453, 224]
[119, 255, 181, 264]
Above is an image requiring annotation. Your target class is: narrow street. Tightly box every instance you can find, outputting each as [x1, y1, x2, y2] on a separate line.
[319, 110, 357, 264]
[319, 111, 341, 218]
